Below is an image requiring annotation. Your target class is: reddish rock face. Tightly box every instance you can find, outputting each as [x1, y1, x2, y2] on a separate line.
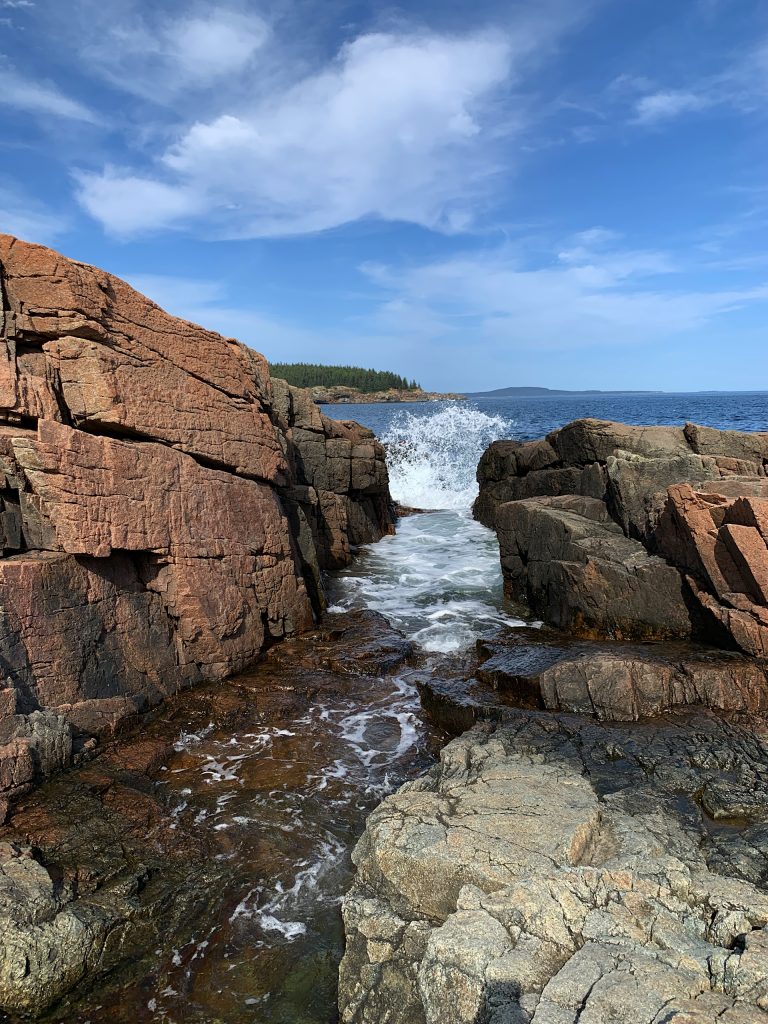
[656, 485, 768, 657]
[0, 234, 394, 818]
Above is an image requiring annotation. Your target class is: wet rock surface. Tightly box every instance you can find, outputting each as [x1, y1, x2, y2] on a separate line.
[0, 235, 394, 819]
[412, 626, 768, 729]
[339, 709, 768, 1024]
[0, 610, 437, 1022]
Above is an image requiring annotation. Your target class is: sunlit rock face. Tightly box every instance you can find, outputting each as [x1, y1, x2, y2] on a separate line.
[339, 710, 768, 1024]
[475, 417, 768, 652]
[0, 233, 394, 822]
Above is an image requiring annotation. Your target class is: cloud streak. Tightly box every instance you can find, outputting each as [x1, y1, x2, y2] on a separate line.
[0, 64, 98, 122]
[361, 232, 768, 352]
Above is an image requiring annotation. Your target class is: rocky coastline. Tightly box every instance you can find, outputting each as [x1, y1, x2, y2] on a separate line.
[308, 385, 466, 404]
[0, 234, 394, 826]
[1, 241, 768, 1024]
[338, 417, 768, 1024]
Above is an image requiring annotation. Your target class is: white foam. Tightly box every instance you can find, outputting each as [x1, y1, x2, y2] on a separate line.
[329, 404, 526, 653]
[382, 403, 512, 509]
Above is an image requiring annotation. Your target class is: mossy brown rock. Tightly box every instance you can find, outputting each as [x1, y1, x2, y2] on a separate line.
[0, 234, 394, 820]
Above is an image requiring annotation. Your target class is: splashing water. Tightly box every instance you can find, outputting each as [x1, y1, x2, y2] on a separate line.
[382, 403, 513, 509]
[330, 403, 525, 652]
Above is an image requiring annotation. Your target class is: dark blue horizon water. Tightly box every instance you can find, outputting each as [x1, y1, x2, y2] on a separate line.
[329, 391, 768, 441]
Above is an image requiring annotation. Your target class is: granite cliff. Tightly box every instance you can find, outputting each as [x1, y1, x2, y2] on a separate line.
[0, 234, 394, 823]
[475, 418, 768, 652]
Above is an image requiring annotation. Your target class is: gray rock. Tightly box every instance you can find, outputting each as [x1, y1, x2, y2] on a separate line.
[494, 496, 693, 639]
[339, 711, 768, 1024]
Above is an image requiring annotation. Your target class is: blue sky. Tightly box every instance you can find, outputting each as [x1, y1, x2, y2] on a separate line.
[1, 0, 767, 392]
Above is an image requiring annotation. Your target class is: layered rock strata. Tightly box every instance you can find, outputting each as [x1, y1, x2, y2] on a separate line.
[0, 234, 393, 821]
[339, 711, 768, 1024]
[411, 627, 768, 729]
[475, 418, 768, 650]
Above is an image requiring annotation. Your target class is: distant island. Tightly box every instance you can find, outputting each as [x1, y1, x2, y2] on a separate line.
[270, 362, 463, 404]
[465, 386, 663, 397]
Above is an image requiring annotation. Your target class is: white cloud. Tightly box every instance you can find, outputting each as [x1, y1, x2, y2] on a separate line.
[361, 232, 768, 351]
[0, 1, 34, 7]
[76, 29, 516, 238]
[75, 168, 203, 236]
[633, 89, 710, 125]
[0, 65, 98, 122]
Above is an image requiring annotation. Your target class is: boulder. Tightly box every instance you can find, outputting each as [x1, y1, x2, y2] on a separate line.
[476, 419, 768, 653]
[0, 234, 394, 816]
[340, 711, 768, 1024]
[495, 495, 693, 639]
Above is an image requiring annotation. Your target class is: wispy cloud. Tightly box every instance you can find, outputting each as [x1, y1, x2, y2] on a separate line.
[622, 32, 768, 127]
[81, 8, 270, 102]
[120, 271, 372, 365]
[0, 64, 98, 122]
[361, 230, 768, 351]
[0, 184, 68, 243]
[633, 89, 711, 125]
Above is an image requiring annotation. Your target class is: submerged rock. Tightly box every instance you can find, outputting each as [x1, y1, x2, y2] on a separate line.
[339, 710, 768, 1024]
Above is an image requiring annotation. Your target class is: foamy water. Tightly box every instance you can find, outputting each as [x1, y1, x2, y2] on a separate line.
[330, 404, 524, 652]
[383, 403, 512, 510]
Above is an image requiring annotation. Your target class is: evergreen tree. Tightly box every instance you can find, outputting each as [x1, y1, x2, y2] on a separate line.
[270, 363, 421, 393]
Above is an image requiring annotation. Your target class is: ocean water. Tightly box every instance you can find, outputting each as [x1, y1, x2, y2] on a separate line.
[328, 392, 768, 653]
[333, 390, 768, 442]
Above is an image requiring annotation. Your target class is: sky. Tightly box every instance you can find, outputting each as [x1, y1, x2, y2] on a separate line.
[1, 0, 767, 392]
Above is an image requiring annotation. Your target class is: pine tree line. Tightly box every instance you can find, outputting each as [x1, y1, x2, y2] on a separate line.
[270, 363, 421, 393]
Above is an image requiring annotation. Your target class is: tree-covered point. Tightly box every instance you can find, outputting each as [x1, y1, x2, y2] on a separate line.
[270, 363, 421, 392]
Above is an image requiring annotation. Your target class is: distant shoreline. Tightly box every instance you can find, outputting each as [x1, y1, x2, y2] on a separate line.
[312, 386, 465, 404]
[314, 385, 768, 404]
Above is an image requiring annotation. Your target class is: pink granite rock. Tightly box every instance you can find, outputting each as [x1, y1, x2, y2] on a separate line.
[0, 234, 394, 814]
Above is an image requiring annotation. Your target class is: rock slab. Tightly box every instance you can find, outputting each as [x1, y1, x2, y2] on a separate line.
[0, 234, 394, 819]
[339, 711, 768, 1024]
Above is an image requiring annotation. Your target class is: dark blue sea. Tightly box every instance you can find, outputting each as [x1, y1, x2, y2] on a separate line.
[329, 391, 768, 441]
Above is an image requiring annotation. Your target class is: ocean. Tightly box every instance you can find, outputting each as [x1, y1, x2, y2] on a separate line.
[332, 391, 768, 441]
